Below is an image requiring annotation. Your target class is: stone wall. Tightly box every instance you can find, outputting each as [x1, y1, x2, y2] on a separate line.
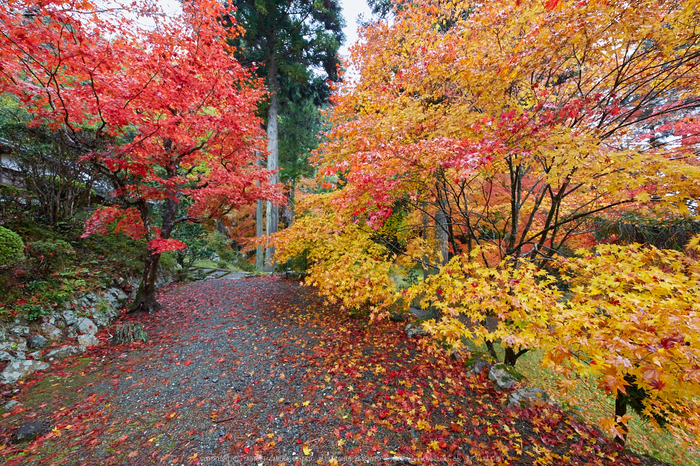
[0, 276, 172, 385]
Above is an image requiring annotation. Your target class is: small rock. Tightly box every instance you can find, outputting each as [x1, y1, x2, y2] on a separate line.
[41, 324, 63, 341]
[0, 351, 14, 362]
[76, 318, 98, 335]
[508, 387, 551, 408]
[73, 296, 92, 311]
[62, 310, 78, 326]
[469, 358, 491, 374]
[41, 315, 56, 326]
[0, 336, 28, 354]
[103, 289, 128, 310]
[14, 422, 46, 443]
[0, 359, 49, 384]
[28, 351, 42, 360]
[44, 346, 79, 361]
[108, 288, 129, 303]
[409, 307, 431, 319]
[89, 311, 110, 328]
[405, 323, 429, 338]
[40, 323, 63, 341]
[77, 334, 100, 348]
[488, 363, 525, 390]
[10, 326, 29, 338]
[3, 400, 19, 411]
[27, 334, 49, 350]
[127, 279, 140, 299]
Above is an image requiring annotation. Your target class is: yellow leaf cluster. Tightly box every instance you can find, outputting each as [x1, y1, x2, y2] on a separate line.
[411, 249, 562, 352]
[273, 194, 397, 319]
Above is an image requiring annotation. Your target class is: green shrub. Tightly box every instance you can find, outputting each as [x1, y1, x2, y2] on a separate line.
[0, 226, 25, 266]
[25, 239, 76, 274]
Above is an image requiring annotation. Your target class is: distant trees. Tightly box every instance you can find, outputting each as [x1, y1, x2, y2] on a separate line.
[225, 0, 344, 269]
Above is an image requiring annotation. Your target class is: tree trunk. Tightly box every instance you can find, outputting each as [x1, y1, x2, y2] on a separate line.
[435, 208, 450, 266]
[485, 340, 499, 360]
[504, 346, 528, 366]
[256, 199, 264, 271]
[129, 250, 163, 313]
[421, 201, 433, 277]
[255, 157, 264, 271]
[265, 57, 279, 272]
[614, 391, 629, 445]
[129, 196, 177, 313]
[289, 178, 295, 226]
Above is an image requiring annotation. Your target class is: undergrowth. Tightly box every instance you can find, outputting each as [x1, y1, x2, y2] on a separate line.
[0, 218, 145, 323]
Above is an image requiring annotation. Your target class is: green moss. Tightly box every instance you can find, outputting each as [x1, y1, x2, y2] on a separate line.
[16, 358, 97, 409]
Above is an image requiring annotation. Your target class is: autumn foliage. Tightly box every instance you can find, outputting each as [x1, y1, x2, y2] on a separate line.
[276, 0, 700, 444]
[0, 0, 277, 311]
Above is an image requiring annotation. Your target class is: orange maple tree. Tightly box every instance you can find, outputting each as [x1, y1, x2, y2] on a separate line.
[0, 0, 278, 311]
[276, 0, 700, 443]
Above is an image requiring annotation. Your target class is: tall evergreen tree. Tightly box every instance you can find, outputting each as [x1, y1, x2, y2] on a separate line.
[225, 0, 344, 271]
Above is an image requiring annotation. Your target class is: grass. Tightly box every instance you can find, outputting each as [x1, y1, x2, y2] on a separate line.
[462, 339, 699, 466]
[391, 267, 425, 291]
[12, 358, 99, 411]
[191, 259, 249, 272]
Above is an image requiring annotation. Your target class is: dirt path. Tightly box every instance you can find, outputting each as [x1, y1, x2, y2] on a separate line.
[0, 276, 667, 465]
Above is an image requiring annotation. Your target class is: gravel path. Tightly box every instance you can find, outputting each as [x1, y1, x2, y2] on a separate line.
[0, 276, 671, 465]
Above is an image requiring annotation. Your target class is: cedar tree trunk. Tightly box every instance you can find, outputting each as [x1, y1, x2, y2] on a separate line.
[264, 56, 279, 272]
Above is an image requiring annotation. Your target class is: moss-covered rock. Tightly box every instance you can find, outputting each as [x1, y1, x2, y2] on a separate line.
[488, 363, 526, 390]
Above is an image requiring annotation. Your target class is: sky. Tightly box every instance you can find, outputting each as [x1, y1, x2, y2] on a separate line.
[338, 0, 372, 61]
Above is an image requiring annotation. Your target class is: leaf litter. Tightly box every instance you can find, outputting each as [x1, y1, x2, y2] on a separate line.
[0, 276, 670, 465]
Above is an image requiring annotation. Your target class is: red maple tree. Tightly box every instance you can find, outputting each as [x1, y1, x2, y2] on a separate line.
[0, 0, 278, 311]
